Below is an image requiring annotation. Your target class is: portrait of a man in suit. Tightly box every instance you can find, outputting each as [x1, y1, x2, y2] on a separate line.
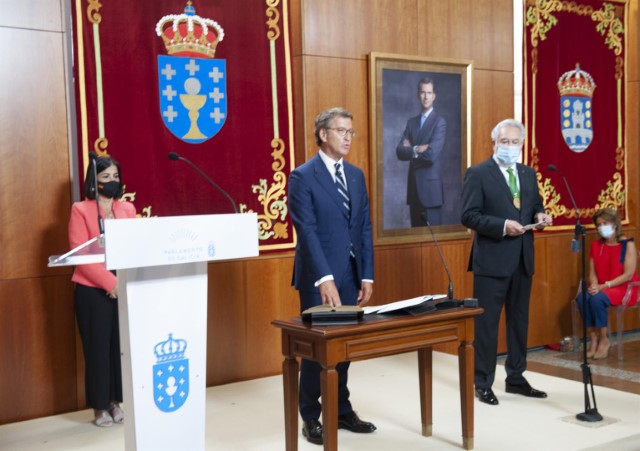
[396, 77, 447, 226]
[380, 69, 463, 231]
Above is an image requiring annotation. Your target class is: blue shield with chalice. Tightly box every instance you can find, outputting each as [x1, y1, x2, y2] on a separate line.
[156, 3, 226, 144]
[557, 64, 596, 153]
[153, 333, 190, 413]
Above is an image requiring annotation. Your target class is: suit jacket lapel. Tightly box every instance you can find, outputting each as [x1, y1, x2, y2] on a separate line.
[343, 163, 359, 224]
[517, 164, 528, 200]
[487, 158, 518, 209]
[313, 155, 350, 220]
[417, 110, 437, 140]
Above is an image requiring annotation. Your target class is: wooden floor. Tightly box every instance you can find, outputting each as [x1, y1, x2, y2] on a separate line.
[525, 336, 640, 395]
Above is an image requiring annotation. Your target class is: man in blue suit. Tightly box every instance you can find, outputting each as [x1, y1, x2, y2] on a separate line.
[396, 76, 447, 226]
[461, 118, 552, 406]
[289, 107, 376, 445]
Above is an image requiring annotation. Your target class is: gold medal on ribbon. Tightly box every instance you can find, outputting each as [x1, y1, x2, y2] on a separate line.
[513, 197, 521, 209]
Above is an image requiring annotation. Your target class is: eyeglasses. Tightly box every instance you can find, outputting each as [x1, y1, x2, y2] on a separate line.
[326, 127, 356, 138]
[498, 139, 522, 146]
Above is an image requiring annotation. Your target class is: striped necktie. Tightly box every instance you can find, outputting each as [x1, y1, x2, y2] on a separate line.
[335, 163, 355, 258]
[335, 162, 350, 217]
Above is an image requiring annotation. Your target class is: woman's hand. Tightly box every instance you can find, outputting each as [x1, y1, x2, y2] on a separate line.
[587, 282, 607, 295]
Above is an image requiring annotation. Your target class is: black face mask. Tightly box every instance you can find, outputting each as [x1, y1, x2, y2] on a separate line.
[97, 180, 121, 198]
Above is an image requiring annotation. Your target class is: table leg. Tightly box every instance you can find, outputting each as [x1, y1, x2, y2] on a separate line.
[320, 366, 339, 450]
[283, 356, 299, 451]
[417, 347, 433, 437]
[459, 340, 474, 450]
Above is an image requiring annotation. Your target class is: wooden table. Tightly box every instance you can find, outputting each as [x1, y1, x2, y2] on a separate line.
[272, 307, 483, 450]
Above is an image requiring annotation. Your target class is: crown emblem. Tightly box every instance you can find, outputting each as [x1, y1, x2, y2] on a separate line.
[154, 333, 188, 362]
[557, 64, 596, 97]
[155, 1, 224, 58]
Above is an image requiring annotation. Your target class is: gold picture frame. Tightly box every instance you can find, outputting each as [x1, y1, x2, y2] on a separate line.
[369, 52, 473, 245]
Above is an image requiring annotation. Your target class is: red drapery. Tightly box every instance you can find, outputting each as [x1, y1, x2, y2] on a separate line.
[524, 0, 628, 230]
[72, 0, 296, 251]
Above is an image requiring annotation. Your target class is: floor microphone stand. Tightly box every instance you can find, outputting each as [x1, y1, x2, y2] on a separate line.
[576, 219, 603, 422]
[548, 164, 602, 422]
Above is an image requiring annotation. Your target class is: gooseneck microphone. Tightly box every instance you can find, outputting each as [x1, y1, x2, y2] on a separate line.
[421, 212, 454, 301]
[548, 164, 581, 218]
[168, 152, 238, 214]
[89, 152, 105, 240]
[420, 212, 477, 309]
[548, 164, 580, 252]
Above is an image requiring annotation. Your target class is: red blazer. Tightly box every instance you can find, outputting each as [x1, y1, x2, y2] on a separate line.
[69, 199, 137, 292]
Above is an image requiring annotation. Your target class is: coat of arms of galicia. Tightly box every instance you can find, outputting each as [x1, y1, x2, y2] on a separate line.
[557, 64, 597, 153]
[153, 333, 190, 412]
[156, 1, 226, 144]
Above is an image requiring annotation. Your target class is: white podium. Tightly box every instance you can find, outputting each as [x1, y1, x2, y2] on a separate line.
[49, 213, 258, 450]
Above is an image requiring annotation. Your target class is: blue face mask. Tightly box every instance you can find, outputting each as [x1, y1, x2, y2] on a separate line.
[496, 145, 521, 166]
[597, 224, 615, 239]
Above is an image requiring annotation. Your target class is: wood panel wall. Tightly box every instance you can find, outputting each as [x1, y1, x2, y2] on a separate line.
[0, 0, 637, 425]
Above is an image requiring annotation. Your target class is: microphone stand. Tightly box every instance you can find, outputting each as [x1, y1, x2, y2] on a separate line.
[168, 152, 238, 214]
[550, 165, 602, 422]
[90, 153, 105, 247]
[421, 212, 459, 309]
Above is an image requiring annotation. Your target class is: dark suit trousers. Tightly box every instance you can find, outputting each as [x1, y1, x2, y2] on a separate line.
[473, 259, 532, 388]
[298, 258, 359, 420]
[410, 204, 442, 227]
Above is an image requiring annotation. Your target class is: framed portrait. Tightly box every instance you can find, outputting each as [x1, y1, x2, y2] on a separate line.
[369, 52, 472, 245]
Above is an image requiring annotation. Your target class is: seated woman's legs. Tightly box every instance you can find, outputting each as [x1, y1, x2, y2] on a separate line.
[576, 293, 611, 358]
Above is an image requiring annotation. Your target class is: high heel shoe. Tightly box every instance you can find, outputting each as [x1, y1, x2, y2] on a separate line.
[109, 403, 124, 424]
[94, 410, 113, 427]
[592, 343, 610, 360]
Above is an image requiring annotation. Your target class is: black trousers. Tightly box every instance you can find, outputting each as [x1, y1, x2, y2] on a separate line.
[473, 260, 532, 389]
[410, 203, 442, 227]
[74, 284, 123, 410]
[298, 258, 359, 421]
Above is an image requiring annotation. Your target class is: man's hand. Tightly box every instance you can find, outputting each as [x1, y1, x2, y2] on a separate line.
[319, 280, 341, 307]
[534, 212, 553, 230]
[357, 281, 373, 306]
[505, 219, 525, 236]
[413, 144, 429, 154]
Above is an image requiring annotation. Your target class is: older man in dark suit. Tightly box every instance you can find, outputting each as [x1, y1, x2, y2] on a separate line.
[461, 118, 552, 406]
[396, 76, 447, 226]
[289, 107, 376, 445]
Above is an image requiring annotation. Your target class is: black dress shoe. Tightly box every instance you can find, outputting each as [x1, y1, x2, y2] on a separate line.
[475, 387, 499, 405]
[302, 419, 323, 445]
[505, 381, 548, 398]
[338, 411, 377, 433]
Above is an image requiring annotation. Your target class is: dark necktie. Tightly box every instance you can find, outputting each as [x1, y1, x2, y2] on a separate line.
[335, 162, 355, 258]
[335, 163, 350, 217]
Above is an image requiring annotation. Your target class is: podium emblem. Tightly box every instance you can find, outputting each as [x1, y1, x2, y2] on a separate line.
[153, 333, 190, 412]
[557, 64, 596, 153]
[156, 2, 226, 144]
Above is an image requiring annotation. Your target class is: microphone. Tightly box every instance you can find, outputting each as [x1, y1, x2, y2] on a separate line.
[548, 164, 581, 253]
[89, 152, 105, 241]
[420, 212, 470, 309]
[168, 152, 238, 213]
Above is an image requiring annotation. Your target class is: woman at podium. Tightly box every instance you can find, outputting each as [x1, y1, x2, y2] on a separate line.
[68, 155, 136, 427]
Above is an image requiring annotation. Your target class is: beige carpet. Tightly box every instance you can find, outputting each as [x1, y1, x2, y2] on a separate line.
[1, 352, 638, 450]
